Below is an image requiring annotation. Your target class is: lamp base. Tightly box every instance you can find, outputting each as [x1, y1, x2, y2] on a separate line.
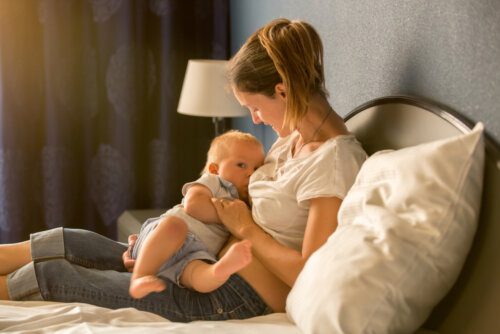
[212, 117, 225, 136]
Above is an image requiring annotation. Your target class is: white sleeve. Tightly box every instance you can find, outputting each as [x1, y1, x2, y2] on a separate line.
[181, 174, 221, 197]
[297, 138, 366, 204]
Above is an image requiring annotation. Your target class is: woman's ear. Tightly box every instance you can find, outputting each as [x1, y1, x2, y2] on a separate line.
[208, 163, 219, 175]
[275, 83, 287, 100]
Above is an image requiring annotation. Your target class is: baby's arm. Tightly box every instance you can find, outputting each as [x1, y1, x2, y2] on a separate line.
[183, 184, 221, 223]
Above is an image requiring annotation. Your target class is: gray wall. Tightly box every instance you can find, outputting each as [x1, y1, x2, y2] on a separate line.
[230, 0, 500, 151]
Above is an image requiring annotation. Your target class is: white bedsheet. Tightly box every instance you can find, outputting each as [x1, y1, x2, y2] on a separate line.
[0, 301, 302, 333]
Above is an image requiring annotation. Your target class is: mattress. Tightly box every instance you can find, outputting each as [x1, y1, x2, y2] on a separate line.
[0, 300, 302, 333]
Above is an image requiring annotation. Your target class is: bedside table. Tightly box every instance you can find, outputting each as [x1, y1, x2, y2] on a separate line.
[117, 209, 166, 243]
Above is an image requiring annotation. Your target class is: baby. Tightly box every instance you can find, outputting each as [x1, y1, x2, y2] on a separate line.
[129, 130, 264, 298]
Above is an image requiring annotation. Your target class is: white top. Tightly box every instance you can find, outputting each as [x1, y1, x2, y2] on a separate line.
[249, 131, 367, 251]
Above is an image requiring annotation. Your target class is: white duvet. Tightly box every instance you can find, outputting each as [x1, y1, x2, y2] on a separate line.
[0, 301, 302, 333]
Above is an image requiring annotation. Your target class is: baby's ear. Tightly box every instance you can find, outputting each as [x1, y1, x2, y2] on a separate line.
[208, 163, 219, 175]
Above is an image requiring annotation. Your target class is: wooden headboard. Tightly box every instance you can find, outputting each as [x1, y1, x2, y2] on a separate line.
[345, 96, 500, 334]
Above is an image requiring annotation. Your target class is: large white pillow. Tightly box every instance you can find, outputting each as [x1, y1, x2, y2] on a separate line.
[286, 123, 485, 334]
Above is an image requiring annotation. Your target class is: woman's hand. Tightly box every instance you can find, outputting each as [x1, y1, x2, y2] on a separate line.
[122, 234, 137, 272]
[211, 198, 255, 239]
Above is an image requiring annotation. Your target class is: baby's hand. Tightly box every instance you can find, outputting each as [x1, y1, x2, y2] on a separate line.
[122, 234, 138, 272]
[212, 198, 255, 239]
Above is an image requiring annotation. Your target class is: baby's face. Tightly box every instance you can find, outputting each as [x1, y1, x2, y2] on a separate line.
[216, 141, 264, 202]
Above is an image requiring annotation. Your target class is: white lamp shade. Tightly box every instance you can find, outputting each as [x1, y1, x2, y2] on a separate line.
[177, 60, 249, 118]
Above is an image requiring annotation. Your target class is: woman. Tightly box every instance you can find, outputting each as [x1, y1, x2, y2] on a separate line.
[0, 18, 366, 321]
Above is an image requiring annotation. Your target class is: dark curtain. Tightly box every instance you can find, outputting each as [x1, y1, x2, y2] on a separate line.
[0, 0, 229, 242]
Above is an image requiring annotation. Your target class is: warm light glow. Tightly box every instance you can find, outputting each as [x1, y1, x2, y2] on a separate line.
[177, 60, 249, 118]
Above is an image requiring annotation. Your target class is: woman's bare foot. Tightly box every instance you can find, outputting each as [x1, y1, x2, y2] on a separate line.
[213, 239, 252, 279]
[0, 275, 11, 300]
[129, 275, 166, 299]
[0, 241, 32, 275]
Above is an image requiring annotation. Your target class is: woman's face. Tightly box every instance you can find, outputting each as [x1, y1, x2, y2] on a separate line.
[232, 85, 292, 138]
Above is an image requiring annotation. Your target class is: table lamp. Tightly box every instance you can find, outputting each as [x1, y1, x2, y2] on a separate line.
[177, 59, 249, 136]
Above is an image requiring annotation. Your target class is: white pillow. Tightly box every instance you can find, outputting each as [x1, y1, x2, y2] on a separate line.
[286, 123, 485, 334]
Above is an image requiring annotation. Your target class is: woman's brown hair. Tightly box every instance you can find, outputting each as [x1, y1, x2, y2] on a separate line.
[228, 18, 328, 130]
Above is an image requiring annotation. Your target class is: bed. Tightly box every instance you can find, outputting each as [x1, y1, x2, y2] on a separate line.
[1, 95, 499, 333]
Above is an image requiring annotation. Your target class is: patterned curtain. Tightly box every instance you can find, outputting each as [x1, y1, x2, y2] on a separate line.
[0, 0, 229, 242]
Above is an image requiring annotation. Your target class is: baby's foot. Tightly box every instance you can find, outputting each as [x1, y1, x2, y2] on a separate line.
[213, 240, 252, 279]
[129, 275, 166, 299]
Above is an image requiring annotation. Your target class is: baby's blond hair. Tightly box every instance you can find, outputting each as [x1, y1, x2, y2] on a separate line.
[201, 130, 263, 175]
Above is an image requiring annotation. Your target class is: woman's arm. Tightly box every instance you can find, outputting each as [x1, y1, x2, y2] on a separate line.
[184, 184, 221, 223]
[213, 196, 341, 287]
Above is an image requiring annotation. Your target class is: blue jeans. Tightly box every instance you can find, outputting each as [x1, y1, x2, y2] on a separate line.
[6, 228, 273, 322]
